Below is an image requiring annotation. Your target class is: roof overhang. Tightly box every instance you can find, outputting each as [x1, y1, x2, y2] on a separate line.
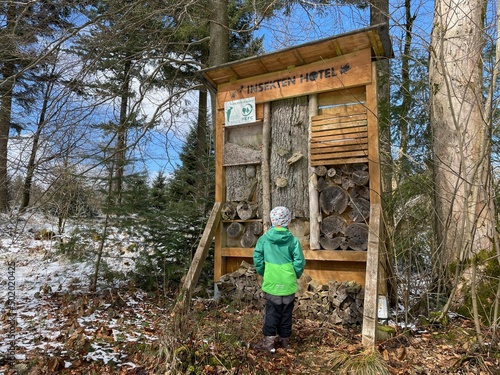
[199, 23, 393, 93]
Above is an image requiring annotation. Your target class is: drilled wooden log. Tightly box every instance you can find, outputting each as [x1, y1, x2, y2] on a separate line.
[319, 185, 348, 215]
[345, 222, 368, 250]
[319, 236, 346, 250]
[341, 176, 355, 190]
[241, 230, 258, 247]
[317, 177, 331, 192]
[327, 168, 337, 178]
[314, 165, 328, 177]
[237, 201, 257, 220]
[222, 201, 238, 220]
[352, 169, 369, 186]
[321, 214, 347, 237]
[349, 197, 370, 222]
[248, 221, 263, 235]
[227, 222, 244, 238]
[350, 185, 370, 200]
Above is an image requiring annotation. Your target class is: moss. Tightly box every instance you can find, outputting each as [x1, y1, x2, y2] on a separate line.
[457, 249, 500, 322]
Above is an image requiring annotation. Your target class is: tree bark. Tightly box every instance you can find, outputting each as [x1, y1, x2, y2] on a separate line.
[430, 0, 493, 270]
[270, 97, 309, 217]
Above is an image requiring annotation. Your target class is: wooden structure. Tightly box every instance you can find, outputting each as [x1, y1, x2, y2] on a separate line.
[199, 24, 393, 347]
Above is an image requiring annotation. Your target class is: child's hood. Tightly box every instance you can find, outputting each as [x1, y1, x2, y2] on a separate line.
[266, 227, 294, 244]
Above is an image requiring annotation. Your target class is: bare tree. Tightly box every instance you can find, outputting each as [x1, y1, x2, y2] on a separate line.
[429, 0, 493, 295]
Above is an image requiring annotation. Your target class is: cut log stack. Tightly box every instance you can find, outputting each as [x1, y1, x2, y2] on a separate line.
[223, 201, 262, 248]
[215, 262, 364, 326]
[316, 163, 370, 251]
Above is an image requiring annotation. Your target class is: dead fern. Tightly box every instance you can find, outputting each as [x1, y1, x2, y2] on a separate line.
[328, 350, 389, 375]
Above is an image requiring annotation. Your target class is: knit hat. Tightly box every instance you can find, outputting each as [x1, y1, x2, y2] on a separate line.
[270, 206, 291, 227]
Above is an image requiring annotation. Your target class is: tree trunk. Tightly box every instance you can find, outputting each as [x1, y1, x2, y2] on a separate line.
[430, 0, 493, 271]
[0, 3, 16, 212]
[114, 58, 131, 205]
[0, 63, 14, 212]
[21, 77, 55, 210]
[270, 97, 309, 217]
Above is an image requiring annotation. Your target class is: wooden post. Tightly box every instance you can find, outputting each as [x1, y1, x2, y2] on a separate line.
[174, 202, 222, 315]
[362, 204, 381, 349]
[214, 107, 226, 281]
[262, 102, 271, 231]
[366, 63, 381, 205]
[308, 94, 321, 249]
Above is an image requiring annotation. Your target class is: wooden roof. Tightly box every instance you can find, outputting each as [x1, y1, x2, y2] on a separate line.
[200, 23, 393, 92]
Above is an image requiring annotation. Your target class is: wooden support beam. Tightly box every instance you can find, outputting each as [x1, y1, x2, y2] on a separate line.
[174, 202, 222, 315]
[362, 204, 381, 349]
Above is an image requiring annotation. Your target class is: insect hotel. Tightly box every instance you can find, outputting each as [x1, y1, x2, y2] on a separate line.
[199, 24, 393, 346]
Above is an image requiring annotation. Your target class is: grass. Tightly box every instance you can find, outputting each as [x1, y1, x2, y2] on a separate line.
[328, 350, 390, 375]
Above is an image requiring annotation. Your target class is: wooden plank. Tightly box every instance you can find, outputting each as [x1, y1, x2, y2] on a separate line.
[362, 204, 381, 349]
[311, 117, 368, 128]
[366, 63, 381, 205]
[311, 137, 368, 148]
[311, 125, 367, 136]
[316, 103, 367, 117]
[310, 150, 368, 161]
[311, 157, 368, 166]
[216, 49, 372, 106]
[175, 202, 222, 314]
[311, 141, 368, 153]
[215, 107, 225, 282]
[221, 247, 367, 262]
[318, 86, 366, 107]
[304, 260, 367, 286]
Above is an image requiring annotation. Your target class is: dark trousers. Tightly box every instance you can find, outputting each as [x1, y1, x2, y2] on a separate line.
[262, 294, 295, 338]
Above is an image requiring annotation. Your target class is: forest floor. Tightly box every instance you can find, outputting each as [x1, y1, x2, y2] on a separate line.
[1, 286, 500, 374]
[1, 212, 500, 374]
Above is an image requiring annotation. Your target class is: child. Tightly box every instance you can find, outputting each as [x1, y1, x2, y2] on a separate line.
[253, 206, 306, 352]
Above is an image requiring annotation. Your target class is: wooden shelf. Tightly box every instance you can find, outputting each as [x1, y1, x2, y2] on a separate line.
[222, 219, 262, 223]
[221, 247, 367, 262]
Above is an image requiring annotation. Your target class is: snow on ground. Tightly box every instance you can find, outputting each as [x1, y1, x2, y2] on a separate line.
[0, 211, 165, 373]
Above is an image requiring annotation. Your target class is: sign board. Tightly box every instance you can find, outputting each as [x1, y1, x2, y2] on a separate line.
[217, 49, 371, 106]
[224, 97, 256, 126]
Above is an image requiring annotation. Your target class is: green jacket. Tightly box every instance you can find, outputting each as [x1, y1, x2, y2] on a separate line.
[253, 227, 305, 296]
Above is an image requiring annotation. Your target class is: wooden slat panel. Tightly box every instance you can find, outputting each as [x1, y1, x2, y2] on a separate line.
[316, 103, 367, 118]
[312, 113, 367, 125]
[311, 118, 368, 129]
[318, 87, 366, 107]
[311, 126, 368, 140]
[312, 137, 368, 147]
[311, 140, 369, 152]
[310, 101, 368, 166]
[311, 132, 368, 143]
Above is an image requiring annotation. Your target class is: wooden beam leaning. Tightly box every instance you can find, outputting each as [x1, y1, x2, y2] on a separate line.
[174, 202, 222, 316]
[362, 203, 381, 349]
[308, 94, 321, 249]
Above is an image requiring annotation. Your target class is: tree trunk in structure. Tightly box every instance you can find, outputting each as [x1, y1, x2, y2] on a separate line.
[270, 97, 309, 218]
[429, 0, 492, 271]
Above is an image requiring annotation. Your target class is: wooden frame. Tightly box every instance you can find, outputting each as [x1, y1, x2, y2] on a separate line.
[200, 24, 393, 349]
